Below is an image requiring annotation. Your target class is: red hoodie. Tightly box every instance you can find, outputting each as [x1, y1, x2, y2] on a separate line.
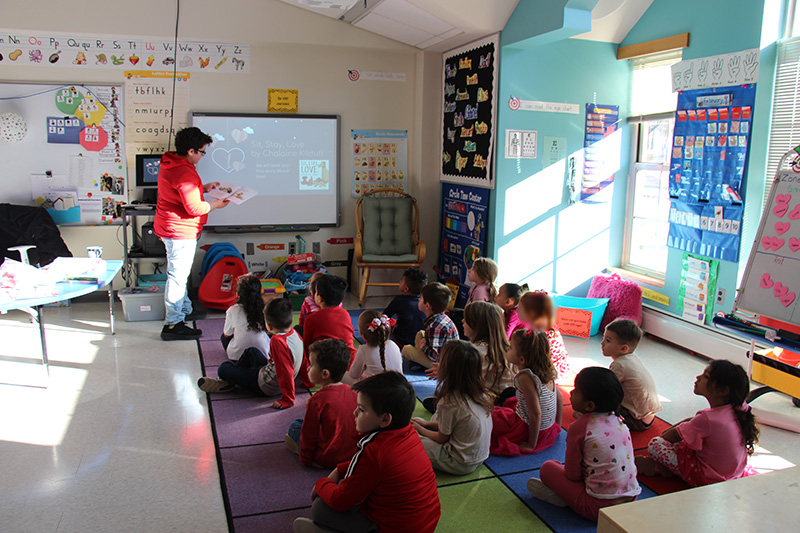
[154, 152, 211, 240]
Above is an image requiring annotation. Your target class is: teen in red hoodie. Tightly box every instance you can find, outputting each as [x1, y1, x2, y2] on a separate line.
[154, 127, 228, 341]
[293, 372, 440, 533]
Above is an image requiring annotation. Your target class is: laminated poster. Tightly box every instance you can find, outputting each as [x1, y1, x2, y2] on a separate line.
[351, 130, 407, 197]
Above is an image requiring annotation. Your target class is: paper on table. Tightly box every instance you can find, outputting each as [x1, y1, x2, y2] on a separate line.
[205, 182, 257, 205]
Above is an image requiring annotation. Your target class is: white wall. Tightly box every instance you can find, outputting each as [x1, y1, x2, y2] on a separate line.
[0, 0, 443, 295]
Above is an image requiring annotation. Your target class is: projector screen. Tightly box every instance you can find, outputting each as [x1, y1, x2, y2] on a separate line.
[192, 112, 340, 230]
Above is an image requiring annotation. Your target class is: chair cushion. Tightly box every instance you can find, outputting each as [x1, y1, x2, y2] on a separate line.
[361, 196, 414, 256]
[362, 253, 419, 263]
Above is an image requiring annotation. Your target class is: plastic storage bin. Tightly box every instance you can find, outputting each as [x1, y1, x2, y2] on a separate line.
[138, 273, 167, 288]
[118, 286, 166, 322]
[553, 295, 610, 337]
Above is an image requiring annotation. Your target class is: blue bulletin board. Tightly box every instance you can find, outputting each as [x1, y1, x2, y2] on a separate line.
[438, 182, 489, 307]
[667, 84, 755, 262]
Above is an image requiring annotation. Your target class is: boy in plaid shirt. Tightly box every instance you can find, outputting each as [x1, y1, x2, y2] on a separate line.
[401, 282, 459, 369]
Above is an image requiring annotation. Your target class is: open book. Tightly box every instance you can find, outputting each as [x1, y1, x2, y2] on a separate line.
[205, 182, 258, 205]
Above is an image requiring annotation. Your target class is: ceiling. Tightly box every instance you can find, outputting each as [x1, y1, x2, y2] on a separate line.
[277, 0, 653, 52]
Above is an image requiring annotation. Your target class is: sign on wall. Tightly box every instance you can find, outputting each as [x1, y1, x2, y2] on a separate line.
[440, 34, 499, 189]
[351, 129, 408, 197]
[582, 104, 619, 201]
[438, 182, 490, 307]
[0, 29, 249, 73]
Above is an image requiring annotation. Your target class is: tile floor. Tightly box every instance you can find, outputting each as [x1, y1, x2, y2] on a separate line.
[0, 293, 797, 532]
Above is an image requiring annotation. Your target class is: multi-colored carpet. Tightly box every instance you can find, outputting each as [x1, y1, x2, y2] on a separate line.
[195, 317, 687, 532]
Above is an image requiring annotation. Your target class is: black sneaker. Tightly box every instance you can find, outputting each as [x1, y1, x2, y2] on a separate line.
[185, 308, 207, 321]
[422, 396, 438, 414]
[161, 321, 203, 341]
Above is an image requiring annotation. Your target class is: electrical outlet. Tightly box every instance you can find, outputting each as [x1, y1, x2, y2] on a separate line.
[246, 242, 254, 255]
[313, 241, 321, 254]
[288, 242, 297, 255]
[716, 288, 725, 305]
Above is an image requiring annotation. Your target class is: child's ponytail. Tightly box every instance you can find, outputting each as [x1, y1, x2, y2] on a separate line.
[358, 310, 395, 370]
[237, 274, 266, 332]
[471, 257, 499, 300]
[707, 360, 760, 454]
[512, 329, 556, 383]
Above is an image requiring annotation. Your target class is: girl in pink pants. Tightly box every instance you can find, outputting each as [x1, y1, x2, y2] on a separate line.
[527, 367, 641, 522]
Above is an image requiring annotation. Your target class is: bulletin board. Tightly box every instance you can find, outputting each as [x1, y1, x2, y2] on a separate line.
[0, 82, 127, 225]
[440, 34, 499, 189]
[737, 167, 800, 327]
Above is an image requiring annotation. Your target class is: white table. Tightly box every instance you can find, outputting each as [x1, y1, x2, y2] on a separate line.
[598, 467, 800, 532]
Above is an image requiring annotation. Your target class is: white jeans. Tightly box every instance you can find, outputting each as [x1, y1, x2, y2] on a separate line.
[163, 238, 197, 325]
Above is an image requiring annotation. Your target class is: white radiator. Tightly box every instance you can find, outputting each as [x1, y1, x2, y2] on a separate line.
[641, 306, 760, 369]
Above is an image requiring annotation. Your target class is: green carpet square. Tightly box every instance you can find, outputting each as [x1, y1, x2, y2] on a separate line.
[436, 477, 551, 532]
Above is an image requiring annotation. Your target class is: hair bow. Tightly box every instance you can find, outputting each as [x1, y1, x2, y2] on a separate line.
[532, 290, 548, 297]
[368, 315, 396, 332]
[735, 401, 752, 414]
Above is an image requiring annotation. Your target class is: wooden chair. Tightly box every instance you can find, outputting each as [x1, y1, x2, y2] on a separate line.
[355, 188, 426, 305]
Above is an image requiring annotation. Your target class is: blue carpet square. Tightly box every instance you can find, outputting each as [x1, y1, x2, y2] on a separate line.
[499, 469, 659, 533]
[410, 378, 437, 401]
[484, 428, 568, 475]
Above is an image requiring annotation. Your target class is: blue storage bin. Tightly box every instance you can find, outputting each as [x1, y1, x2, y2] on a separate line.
[46, 206, 81, 224]
[553, 294, 610, 337]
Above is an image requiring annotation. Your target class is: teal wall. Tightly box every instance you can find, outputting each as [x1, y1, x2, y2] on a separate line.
[490, 36, 631, 294]
[493, 0, 784, 316]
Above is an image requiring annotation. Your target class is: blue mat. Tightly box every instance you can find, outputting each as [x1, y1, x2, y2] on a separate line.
[500, 470, 659, 533]
[484, 429, 569, 475]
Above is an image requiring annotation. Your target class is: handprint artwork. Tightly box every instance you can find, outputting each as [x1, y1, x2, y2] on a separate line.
[712, 58, 723, 80]
[728, 55, 741, 79]
[698, 60, 709, 84]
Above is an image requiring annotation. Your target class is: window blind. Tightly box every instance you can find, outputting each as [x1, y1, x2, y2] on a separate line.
[765, 37, 800, 207]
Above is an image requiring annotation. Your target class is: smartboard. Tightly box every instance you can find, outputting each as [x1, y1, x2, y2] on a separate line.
[0, 82, 126, 225]
[192, 112, 340, 230]
[737, 168, 800, 327]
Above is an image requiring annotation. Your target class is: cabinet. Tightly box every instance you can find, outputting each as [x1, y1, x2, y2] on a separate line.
[121, 206, 165, 287]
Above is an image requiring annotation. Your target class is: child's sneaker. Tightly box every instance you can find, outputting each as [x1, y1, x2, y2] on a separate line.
[527, 478, 567, 507]
[284, 434, 300, 455]
[293, 518, 325, 533]
[197, 377, 235, 393]
[161, 321, 202, 341]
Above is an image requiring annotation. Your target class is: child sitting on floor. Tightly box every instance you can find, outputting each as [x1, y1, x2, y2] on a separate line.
[285, 339, 359, 468]
[450, 257, 499, 338]
[198, 298, 305, 409]
[462, 301, 513, 403]
[220, 273, 270, 361]
[518, 290, 569, 379]
[490, 329, 562, 456]
[382, 267, 428, 348]
[401, 282, 459, 370]
[302, 274, 357, 370]
[412, 340, 493, 475]
[601, 318, 662, 431]
[345, 311, 403, 384]
[293, 371, 441, 533]
[527, 367, 641, 522]
[495, 282, 528, 340]
[295, 271, 325, 337]
[635, 360, 759, 487]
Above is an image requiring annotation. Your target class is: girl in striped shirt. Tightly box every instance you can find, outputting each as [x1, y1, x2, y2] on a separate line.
[490, 329, 563, 455]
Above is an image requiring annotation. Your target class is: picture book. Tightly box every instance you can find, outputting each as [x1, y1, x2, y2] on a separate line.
[205, 182, 257, 205]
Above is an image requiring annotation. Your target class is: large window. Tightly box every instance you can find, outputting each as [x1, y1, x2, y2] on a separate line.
[622, 52, 681, 278]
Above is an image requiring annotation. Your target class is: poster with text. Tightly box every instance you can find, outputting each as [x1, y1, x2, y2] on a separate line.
[582, 104, 619, 201]
[124, 71, 190, 164]
[667, 84, 755, 263]
[351, 129, 407, 197]
[440, 34, 499, 189]
[438, 183, 490, 307]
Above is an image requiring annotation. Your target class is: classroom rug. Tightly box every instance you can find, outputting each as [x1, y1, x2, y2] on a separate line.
[196, 317, 690, 532]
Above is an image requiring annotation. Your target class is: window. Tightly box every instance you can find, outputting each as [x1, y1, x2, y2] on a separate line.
[622, 52, 681, 278]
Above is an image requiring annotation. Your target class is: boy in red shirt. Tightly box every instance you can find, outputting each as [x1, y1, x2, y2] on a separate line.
[285, 339, 359, 468]
[302, 274, 357, 372]
[293, 372, 441, 533]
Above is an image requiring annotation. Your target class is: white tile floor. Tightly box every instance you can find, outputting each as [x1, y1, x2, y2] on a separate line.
[0, 293, 797, 532]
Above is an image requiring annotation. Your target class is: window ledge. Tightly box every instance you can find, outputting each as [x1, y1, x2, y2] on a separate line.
[607, 267, 666, 288]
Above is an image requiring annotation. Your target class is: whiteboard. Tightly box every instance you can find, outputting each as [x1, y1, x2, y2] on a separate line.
[0, 82, 127, 225]
[737, 169, 800, 326]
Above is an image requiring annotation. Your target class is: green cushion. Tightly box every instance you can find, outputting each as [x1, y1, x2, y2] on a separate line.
[361, 196, 414, 256]
[362, 253, 419, 263]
